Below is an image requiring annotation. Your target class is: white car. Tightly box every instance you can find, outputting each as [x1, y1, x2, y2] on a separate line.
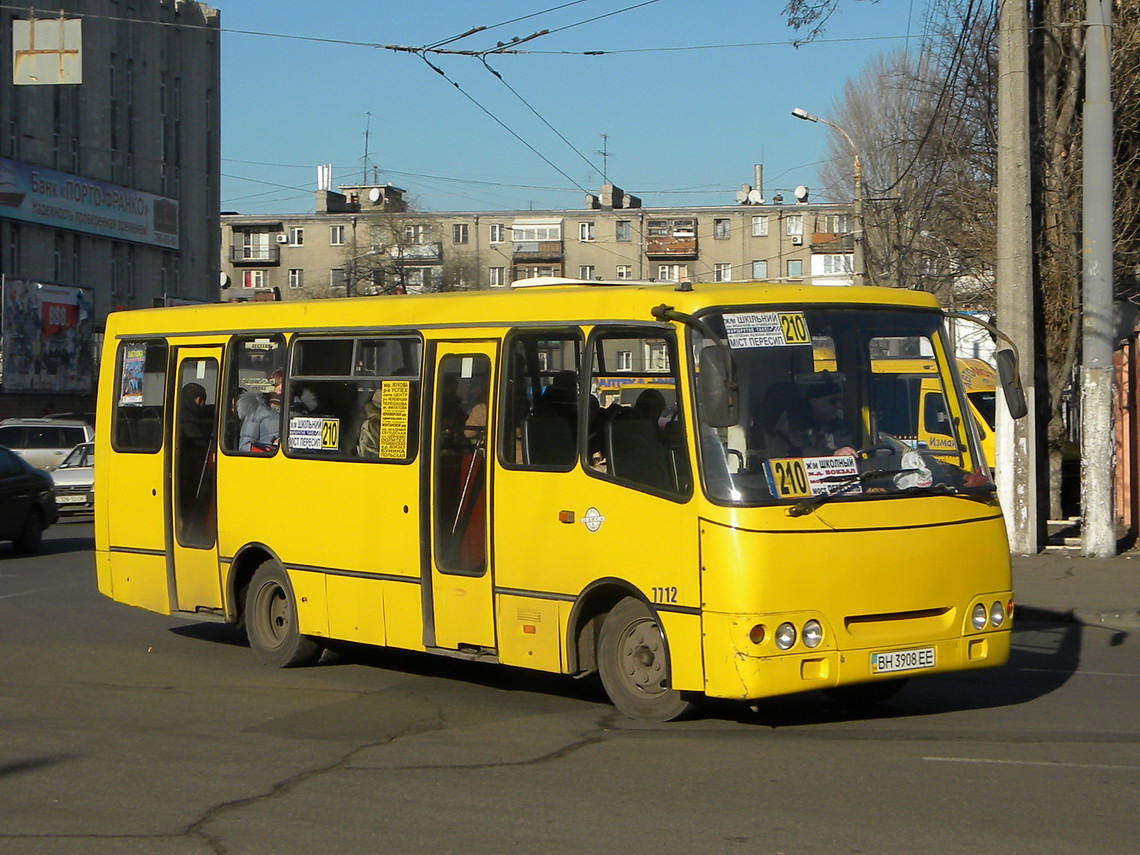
[50, 442, 94, 513]
[0, 418, 94, 471]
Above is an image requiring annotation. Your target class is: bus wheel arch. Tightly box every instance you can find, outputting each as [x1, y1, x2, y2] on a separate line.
[226, 543, 277, 627]
[566, 579, 642, 676]
[244, 556, 323, 668]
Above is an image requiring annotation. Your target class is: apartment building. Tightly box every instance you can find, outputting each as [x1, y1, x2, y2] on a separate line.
[0, 0, 220, 413]
[221, 182, 856, 302]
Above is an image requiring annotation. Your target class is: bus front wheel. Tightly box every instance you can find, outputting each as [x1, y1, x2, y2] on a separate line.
[598, 597, 694, 721]
[245, 559, 323, 668]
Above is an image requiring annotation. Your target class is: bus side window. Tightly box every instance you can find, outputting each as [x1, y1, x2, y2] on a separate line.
[588, 328, 689, 497]
[286, 335, 422, 462]
[222, 335, 285, 455]
[112, 339, 168, 453]
[499, 329, 582, 470]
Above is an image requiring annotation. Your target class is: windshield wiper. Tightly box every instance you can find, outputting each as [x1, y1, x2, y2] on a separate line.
[788, 469, 911, 517]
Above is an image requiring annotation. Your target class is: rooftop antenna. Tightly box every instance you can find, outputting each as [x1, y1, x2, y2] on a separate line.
[595, 133, 613, 185]
[361, 112, 375, 184]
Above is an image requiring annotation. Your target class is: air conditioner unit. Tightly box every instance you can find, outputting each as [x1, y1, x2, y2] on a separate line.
[790, 235, 803, 246]
[276, 234, 288, 244]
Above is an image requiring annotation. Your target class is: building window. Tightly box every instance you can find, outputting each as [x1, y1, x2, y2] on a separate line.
[713, 218, 730, 240]
[616, 350, 633, 371]
[786, 259, 803, 280]
[615, 264, 632, 280]
[824, 213, 851, 234]
[489, 223, 505, 243]
[288, 268, 304, 289]
[751, 216, 769, 237]
[288, 227, 304, 246]
[242, 270, 265, 289]
[330, 225, 345, 246]
[786, 215, 804, 236]
[489, 267, 505, 287]
[821, 254, 853, 275]
[404, 224, 427, 244]
[452, 223, 469, 244]
[578, 265, 595, 280]
[330, 268, 346, 288]
[616, 220, 632, 242]
[657, 264, 686, 282]
[714, 263, 731, 282]
[578, 222, 595, 242]
[751, 260, 768, 279]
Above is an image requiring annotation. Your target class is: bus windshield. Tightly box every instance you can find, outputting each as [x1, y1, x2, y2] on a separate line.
[692, 306, 992, 507]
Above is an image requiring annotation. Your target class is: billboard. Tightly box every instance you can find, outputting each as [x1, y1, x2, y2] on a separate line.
[0, 156, 179, 249]
[1, 278, 95, 393]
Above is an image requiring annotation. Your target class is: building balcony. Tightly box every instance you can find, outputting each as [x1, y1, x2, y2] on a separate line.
[230, 245, 280, 265]
[512, 240, 564, 262]
[645, 236, 698, 259]
[390, 242, 443, 262]
[811, 232, 854, 251]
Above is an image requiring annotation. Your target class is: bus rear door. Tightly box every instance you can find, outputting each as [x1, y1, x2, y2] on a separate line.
[170, 347, 223, 613]
[426, 342, 497, 651]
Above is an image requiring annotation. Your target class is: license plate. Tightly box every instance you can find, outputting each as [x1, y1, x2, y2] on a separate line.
[870, 646, 935, 674]
[56, 494, 89, 504]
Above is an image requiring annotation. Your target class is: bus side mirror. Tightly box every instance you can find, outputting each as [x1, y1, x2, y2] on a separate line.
[995, 348, 1028, 419]
[699, 345, 738, 428]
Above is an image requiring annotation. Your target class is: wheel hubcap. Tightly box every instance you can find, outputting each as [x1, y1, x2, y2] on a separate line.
[621, 619, 667, 696]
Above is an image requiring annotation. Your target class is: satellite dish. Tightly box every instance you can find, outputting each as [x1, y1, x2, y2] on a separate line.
[747, 189, 764, 204]
[735, 187, 750, 204]
[367, 187, 382, 203]
[794, 185, 809, 202]
[220, 272, 230, 290]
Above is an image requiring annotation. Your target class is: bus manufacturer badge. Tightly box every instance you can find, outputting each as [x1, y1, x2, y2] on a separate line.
[582, 507, 605, 532]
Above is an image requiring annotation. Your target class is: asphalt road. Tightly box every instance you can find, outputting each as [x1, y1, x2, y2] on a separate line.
[2, 521, 1138, 855]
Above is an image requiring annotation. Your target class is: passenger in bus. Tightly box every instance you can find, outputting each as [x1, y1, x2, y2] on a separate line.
[633, 388, 667, 428]
[356, 387, 384, 457]
[237, 369, 282, 452]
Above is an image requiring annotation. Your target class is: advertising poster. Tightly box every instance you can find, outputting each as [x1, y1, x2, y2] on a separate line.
[1, 278, 95, 393]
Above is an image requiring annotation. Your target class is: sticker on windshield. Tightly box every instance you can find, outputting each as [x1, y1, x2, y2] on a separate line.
[723, 312, 811, 348]
[765, 455, 860, 498]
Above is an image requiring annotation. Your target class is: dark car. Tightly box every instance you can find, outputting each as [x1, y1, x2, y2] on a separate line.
[0, 445, 58, 553]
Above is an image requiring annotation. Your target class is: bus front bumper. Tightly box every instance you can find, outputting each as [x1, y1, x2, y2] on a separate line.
[701, 612, 1011, 701]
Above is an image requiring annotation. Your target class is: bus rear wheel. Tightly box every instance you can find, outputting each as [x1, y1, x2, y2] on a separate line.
[245, 559, 323, 668]
[598, 597, 694, 721]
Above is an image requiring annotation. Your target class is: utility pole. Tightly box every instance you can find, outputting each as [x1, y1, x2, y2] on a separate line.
[1080, 0, 1116, 556]
[995, 0, 1039, 554]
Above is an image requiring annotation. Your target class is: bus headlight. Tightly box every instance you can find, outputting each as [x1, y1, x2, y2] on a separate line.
[802, 619, 823, 648]
[989, 601, 1005, 628]
[971, 603, 988, 631]
[775, 622, 797, 650]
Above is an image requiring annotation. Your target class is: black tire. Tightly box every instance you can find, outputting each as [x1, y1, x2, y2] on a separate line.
[12, 508, 43, 554]
[245, 559, 323, 667]
[824, 678, 908, 708]
[597, 597, 695, 721]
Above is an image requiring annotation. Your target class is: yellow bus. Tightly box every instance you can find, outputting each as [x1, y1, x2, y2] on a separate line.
[95, 281, 1022, 720]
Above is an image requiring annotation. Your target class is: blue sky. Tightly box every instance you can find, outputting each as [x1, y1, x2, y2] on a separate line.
[218, 0, 930, 214]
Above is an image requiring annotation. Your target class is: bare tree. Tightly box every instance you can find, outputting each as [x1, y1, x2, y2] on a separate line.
[804, 0, 1140, 519]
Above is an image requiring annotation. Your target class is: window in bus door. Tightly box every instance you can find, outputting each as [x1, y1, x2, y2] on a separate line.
[434, 354, 490, 573]
[430, 349, 496, 651]
[174, 357, 219, 547]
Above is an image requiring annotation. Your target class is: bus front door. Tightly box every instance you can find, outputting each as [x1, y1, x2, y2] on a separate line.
[170, 348, 223, 613]
[427, 343, 497, 651]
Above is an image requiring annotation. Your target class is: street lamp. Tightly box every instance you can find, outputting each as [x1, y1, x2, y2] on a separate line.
[791, 107, 864, 286]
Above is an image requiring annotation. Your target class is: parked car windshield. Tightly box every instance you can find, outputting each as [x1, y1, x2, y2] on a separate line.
[690, 306, 992, 507]
[59, 443, 94, 468]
